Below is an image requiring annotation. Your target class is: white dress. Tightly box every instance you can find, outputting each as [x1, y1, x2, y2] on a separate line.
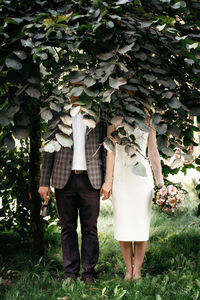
[112, 127, 154, 241]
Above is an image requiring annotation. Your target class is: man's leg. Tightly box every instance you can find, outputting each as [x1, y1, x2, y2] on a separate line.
[77, 172, 100, 279]
[55, 174, 80, 277]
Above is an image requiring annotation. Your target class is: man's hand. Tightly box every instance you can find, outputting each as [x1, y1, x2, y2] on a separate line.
[38, 186, 50, 204]
[100, 182, 112, 200]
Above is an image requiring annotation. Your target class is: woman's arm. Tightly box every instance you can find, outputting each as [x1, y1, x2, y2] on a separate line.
[148, 126, 164, 187]
[100, 125, 116, 200]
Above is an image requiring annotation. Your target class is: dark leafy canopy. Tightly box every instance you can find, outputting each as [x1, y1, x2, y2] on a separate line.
[0, 0, 200, 164]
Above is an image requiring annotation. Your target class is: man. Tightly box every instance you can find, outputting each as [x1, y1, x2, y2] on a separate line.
[38, 83, 107, 284]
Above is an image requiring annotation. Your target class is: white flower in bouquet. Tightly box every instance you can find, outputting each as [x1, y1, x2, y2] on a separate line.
[159, 186, 168, 197]
[168, 196, 176, 207]
[167, 185, 177, 196]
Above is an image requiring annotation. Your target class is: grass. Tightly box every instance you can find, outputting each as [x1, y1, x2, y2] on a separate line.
[0, 183, 200, 300]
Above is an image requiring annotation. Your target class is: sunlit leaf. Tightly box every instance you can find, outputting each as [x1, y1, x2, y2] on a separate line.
[140, 22, 152, 28]
[60, 115, 72, 126]
[56, 133, 73, 148]
[83, 116, 96, 128]
[116, 0, 130, 4]
[106, 21, 114, 28]
[63, 103, 72, 111]
[43, 18, 55, 29]
[186, 43, 198, 51]
[156, 24, 166, 31]
[103, 137, 115, 152]
[81, 107, 97, 119]
[70, 106, 81, 117]
[171, 159, 183, 169]
[44, 140, 61, 153]
[132, 162, 147, 177]
[58, 124, 72, 135]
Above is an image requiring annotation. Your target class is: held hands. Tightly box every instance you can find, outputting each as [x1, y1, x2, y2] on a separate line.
[100, 182, 112, 200]
[38, 186, 50, 204]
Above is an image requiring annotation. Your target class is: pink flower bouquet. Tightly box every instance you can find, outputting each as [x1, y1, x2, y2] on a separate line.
[153, 182, 186, 214]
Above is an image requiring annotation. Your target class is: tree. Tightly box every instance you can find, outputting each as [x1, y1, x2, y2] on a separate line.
[0, 0, 199, 251]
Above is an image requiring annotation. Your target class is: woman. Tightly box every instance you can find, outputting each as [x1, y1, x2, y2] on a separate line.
[100, 117, 164, 281]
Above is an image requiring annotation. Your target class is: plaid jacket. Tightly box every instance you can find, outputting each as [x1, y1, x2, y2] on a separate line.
[39, 121, 107, 190]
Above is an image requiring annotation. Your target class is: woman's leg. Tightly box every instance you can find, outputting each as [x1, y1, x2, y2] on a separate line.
[133, 241, 147, 279]
[119, 241, 133, 280]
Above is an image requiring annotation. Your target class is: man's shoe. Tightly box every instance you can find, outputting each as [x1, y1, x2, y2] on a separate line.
[83, 277, 96, 285]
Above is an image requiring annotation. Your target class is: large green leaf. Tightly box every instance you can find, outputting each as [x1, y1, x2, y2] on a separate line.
[13, 127, 29, 139]
[109, 77, 127, 89]
[96, 52, 115, 61]
[5, 58, 22, 70]
[55, 133, 73, 148]
[118, 42, 135, 54]
[3, 135, 15, 150]
[69, 71, 85, 83]
[25, 87, 41, 99]
[132, 162, 147, 177]
[13, 51, 27, 60]
[103, 137, 115, 152]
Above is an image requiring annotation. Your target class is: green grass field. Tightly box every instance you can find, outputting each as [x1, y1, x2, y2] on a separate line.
[0, 182, 200, 300]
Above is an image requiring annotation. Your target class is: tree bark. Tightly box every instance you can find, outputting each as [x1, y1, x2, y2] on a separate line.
[29, 101, 44, 255]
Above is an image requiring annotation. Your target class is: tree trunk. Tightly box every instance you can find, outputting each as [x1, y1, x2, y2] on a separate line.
[29, 101, 44, 255]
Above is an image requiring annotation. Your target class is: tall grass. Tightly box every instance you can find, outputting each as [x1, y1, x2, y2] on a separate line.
[0, 182, 200, 300]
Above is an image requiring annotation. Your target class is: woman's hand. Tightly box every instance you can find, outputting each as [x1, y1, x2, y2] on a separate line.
[100, 182, 112, 200]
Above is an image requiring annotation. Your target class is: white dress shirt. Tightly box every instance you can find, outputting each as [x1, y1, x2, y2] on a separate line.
[72, 113, 87, 170]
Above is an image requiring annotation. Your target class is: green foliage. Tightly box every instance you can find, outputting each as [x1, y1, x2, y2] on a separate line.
[0, 190, 200, 300]
[0, 141, 30, 238]
[0, 0, 199, 254]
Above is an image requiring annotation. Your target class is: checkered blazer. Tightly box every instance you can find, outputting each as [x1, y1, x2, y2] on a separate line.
[39, 121, 107, 190]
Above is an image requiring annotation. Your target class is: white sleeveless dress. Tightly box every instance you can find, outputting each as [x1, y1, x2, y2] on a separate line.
[112, 127, 154, 241]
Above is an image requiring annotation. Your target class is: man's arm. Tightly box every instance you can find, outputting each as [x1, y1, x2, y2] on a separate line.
[38, 151, 54, 204]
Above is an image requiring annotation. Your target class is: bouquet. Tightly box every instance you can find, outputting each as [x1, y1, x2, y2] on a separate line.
[152, 182, 186, 214]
